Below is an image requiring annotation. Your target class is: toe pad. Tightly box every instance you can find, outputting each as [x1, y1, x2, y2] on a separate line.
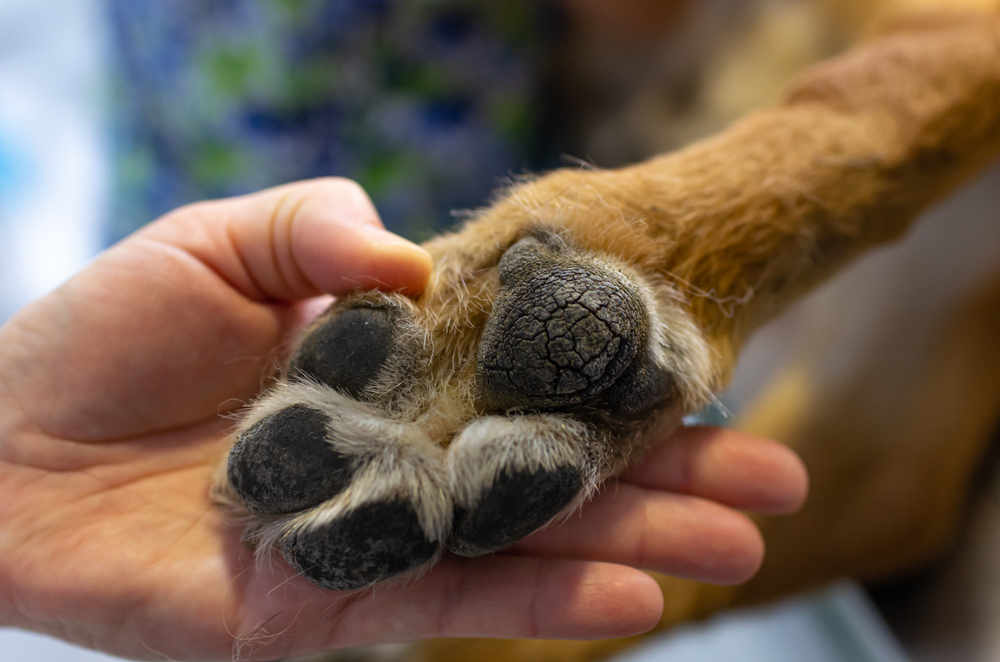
[228, 405, 354, 514]
[282, 500, 439, 590]
[449, 465, 582, 557]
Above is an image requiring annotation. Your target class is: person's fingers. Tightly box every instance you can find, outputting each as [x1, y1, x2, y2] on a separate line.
[623, 426, 809, 515]
[343, 558, 663, 643]
[237, 557, 663, 657]
[144, 177, 433, 301]
[513, 483, 765, 585]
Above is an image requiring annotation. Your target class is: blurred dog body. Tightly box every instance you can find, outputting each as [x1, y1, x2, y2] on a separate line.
[412, 2, 1000, 661]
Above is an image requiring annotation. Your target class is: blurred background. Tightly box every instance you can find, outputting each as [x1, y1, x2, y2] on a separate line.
[0, 0, 848, 322]
[2, 0, 999, 660]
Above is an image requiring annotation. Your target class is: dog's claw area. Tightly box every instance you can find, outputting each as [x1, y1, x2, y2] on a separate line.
[282, 500, 439, 591]
[227, 405, 354, 514]
[289, 306, 395, 398]
[449, 465, 583, 557]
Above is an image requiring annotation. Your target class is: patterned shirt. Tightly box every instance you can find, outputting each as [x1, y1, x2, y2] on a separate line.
[107, 0, 555, 244]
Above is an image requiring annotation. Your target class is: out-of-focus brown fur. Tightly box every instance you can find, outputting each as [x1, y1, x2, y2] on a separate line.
[403, 8, 1000, 662]
[423, 12, 1000, 386]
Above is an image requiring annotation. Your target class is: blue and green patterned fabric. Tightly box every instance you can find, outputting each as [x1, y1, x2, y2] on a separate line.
[107, 0, 554, 244]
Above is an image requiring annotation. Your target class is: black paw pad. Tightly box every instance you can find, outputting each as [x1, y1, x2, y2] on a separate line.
[289, 306, 395, 398]
[282, 500, 439, 590]
[479, 239, 647, 412]
[603, 356, 675, 420]
[227, 405, 354, 514]
[449, 465, 583, 557]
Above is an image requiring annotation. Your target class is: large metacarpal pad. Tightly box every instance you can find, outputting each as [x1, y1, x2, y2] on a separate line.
[478, 236, 648, 412]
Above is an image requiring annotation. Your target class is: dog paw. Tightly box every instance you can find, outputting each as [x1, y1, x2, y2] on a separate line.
[216, 222, 714, 590]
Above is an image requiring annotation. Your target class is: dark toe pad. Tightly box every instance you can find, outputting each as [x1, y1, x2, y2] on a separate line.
[449, 465, 582, 557]
[227, 405, 353, 514]
[290, 306, 395, 398]
[282, 500, 439, 590]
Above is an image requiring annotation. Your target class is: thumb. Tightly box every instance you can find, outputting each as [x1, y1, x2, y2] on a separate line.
[145, 177, 433, 301]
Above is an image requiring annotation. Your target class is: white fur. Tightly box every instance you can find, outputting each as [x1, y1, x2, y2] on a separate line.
[447, 414, 609, 509]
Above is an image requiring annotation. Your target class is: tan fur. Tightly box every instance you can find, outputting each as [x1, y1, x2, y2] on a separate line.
[422, 12, 1000, 382]
[398, 9, 1000, 662]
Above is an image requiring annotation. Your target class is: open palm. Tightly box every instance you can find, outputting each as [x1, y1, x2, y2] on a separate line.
[0, 179, 806, 661]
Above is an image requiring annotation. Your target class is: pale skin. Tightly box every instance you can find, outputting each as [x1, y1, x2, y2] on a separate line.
[0, 178, 806, 661]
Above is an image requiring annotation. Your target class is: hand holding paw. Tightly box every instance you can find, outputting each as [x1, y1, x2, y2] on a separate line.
[0, 179, 805, 661]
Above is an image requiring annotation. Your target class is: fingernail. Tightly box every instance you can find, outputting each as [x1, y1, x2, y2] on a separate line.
[358, 225, 434, 293]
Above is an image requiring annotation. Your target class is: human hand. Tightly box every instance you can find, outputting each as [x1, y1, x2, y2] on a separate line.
[0, 178, 806, 661]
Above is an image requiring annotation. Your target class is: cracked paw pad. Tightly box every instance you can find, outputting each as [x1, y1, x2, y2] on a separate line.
[282, 500, 439, 590]
[227, 405, 354, 514]
[478, 237, 647, 412]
